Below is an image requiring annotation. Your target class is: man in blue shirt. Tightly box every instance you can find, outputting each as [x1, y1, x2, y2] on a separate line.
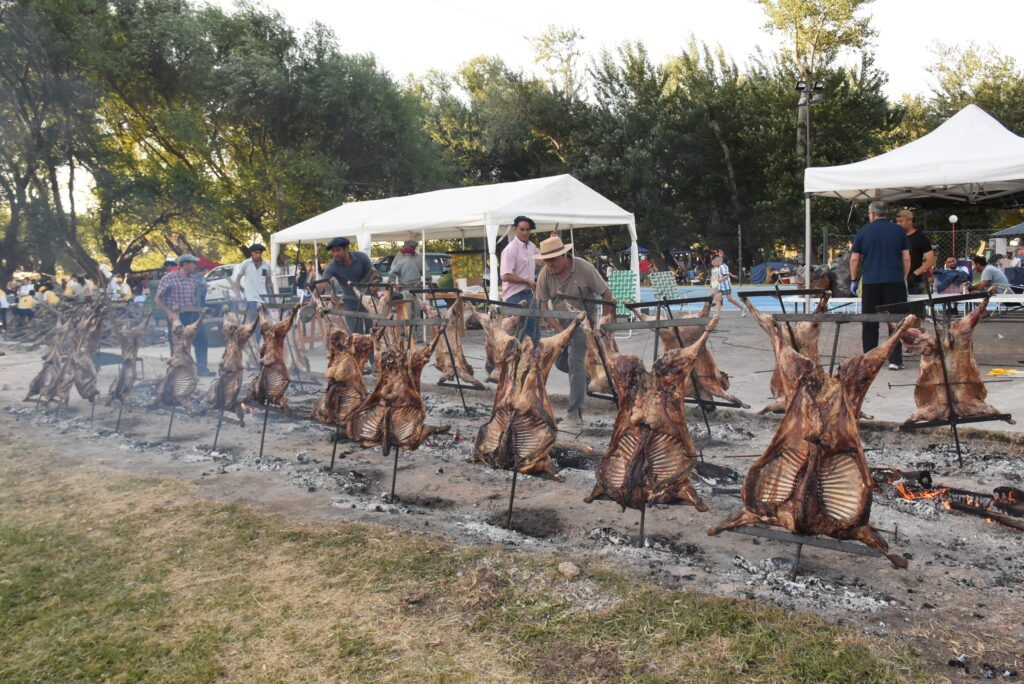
[849, 201, 911, 370]
[318, 236, 377, 336]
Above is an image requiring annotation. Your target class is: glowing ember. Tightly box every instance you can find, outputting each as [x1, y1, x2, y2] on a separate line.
[894, 482, 950, 500]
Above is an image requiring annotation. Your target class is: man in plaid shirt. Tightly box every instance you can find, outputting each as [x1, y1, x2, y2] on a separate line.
[155, 254, 211, 376]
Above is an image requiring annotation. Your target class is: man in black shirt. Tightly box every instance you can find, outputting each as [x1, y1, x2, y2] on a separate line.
[895, 209, 935, 295]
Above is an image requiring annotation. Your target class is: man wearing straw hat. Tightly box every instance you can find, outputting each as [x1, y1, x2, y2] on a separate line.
[535, 234, 614, 426]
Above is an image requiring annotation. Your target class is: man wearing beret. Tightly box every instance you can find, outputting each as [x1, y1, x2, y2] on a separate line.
[232, 243, 276, 342]
[155, 254, 212, 376]
[319, 237, 377, 336]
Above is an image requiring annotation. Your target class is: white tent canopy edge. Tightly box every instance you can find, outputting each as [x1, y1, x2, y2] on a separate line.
[802, 104, 1024, 286]
[269, 174, 639, 300]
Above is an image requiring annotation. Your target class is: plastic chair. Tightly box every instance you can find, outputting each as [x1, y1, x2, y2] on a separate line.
[608, 270, 637, 338]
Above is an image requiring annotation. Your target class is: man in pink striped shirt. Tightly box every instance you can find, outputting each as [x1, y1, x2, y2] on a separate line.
[500, 215, 540, 341]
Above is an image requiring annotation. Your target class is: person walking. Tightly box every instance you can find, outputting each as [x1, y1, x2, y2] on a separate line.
[534, 235, 614, 426]
[894, 209, 935, 294]
[710, 254, 746, 317]
[500, 215, 541, 342]
[849, 201, 910, 370]
[155, 254, 212, 376]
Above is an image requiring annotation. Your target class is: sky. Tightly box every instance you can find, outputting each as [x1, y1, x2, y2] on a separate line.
[209, 0, 1024, 99]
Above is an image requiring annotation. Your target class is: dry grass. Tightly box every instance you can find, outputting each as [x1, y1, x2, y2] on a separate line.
[0, 437, 931, 683]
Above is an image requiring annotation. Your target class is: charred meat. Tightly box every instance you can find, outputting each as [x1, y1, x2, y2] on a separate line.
[585, 330, 711, 511]
[247, 305, 299, 411]
[904, 296, 1015, 425]
[202, 315, 259, 424]
[107, 312, 152, 407]
[433, 297, 486, 389]
[471, 309, 582, 480]
[346, 327, 449, 450]
[310, 324, 375, 433]
[708, 315, 919, 568]
[153, 311, 205, 411]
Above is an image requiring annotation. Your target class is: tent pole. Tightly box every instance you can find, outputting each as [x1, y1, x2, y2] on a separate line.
[804, 195, 812, 290]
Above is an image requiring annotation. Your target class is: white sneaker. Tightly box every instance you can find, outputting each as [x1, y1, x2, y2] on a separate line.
[741, 308, 748, 317]
[888, 363, 902, 371]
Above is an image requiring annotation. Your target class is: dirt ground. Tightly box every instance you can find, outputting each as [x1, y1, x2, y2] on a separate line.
[2, 305, 1023, 679]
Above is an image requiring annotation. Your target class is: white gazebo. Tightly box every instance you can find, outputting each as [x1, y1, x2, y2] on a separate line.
[802, 104, 1024, 283]
[270, 174, 638, 299]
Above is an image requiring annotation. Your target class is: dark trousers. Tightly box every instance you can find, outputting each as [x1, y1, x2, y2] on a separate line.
[861, 281, 906, 365]
[504, 290, 539, 342]
[167, 310, 209, 372]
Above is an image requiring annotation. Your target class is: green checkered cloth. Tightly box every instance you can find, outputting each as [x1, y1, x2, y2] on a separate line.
[608, 270, 636, 318]
[649, 270, 678, 300]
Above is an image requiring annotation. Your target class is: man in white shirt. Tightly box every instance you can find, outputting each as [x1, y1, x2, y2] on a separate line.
[500, 215, 540, 341]
[233, 243, 276, 339]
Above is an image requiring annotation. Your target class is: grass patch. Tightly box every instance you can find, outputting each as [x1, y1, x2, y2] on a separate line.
[0, 437, 930, 682]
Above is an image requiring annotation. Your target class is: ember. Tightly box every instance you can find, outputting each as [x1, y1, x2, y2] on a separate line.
[888, 480, 1024, 531]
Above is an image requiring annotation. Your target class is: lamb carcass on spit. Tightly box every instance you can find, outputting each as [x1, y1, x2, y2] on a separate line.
[154, 311, 206, 411]
[107, 311, 152, 407]
[310, 323, 376, 433]
[247, 305, 299, 412]
[430, 296, 486, 389]
[201, 314, 259, 424]
[636, 303, 748, 408]
[70, 303, 106, 405]
[743, 293, 831, 414]
[346, 325, 449, 450]
[471, 308, 583, 481]
[582, 314, 619, 394]
[708, 314, 920, 569]
[25, 317, 72, 403]
[904, 295, 1015, 425]
[584, 328, 711, 511]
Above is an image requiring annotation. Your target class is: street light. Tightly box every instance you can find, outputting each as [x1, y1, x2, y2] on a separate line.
[949, 214, 959, 258]
[797, 79, 825, 286]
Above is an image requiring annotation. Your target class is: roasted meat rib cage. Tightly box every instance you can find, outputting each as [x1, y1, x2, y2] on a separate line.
[201, 315, 259, 424]
[471, 308, 582, 481]
[310, 322, 376, 435]
[107, 312, 153, 407]
[904, 295, 1015, 426]
[153, 311, 205, 411]
[636, 303, 748, 408]
[584, 329, 712, 512]
[744, 293, 830, 414]
[69, 303, 107, 406]
[346, 326, 449, 451]
[430, 296, 486, 389]
[247, 305, 300, 412]
[25, 317, 73, 404]
[708, 314, 920, 569]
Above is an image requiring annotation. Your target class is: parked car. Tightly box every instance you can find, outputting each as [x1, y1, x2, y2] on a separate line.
[204, 263, 239, 305]
[373, 252, 451, 283]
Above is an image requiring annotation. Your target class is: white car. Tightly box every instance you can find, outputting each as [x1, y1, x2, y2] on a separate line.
[203, 263, 240, 305]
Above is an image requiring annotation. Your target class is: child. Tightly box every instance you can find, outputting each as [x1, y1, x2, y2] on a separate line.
[711, 255, 747, 317]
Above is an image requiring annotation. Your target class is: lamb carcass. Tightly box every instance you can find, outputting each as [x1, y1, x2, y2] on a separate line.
[25, 317, 73, 403]
[201, 315, 259, 424]
[153, 311, 206, 411]
[582, 313, 619, 394]
[431, 296, 486, 389]
[904, 296, 1015, 425]
[107, 312, 152, 407]
[310, 323, 376, 433]
[584, 330, 711, 511]
[471, 309, 583, 481]
[70, 303, 106, 404]
[637, 303, 748, 408]
[708, 315, 920, 568]
[743, 293, 830, 414]
[346, 326, 449, 450]
[247, 305, 299, 411]
[480, 307, 521, 383]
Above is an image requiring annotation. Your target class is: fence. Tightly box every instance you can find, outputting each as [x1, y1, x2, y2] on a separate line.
[827, 229, 993, 265]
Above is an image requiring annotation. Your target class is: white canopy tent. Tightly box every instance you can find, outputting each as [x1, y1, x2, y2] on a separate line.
[270, 174, 638, 300]
[802, 104, 1024, 284]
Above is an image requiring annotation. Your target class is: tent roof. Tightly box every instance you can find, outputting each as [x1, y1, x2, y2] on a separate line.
[271, 174, 634, 246]
[804, 105, 1024, 203]
[991, 222, 1024, 238]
